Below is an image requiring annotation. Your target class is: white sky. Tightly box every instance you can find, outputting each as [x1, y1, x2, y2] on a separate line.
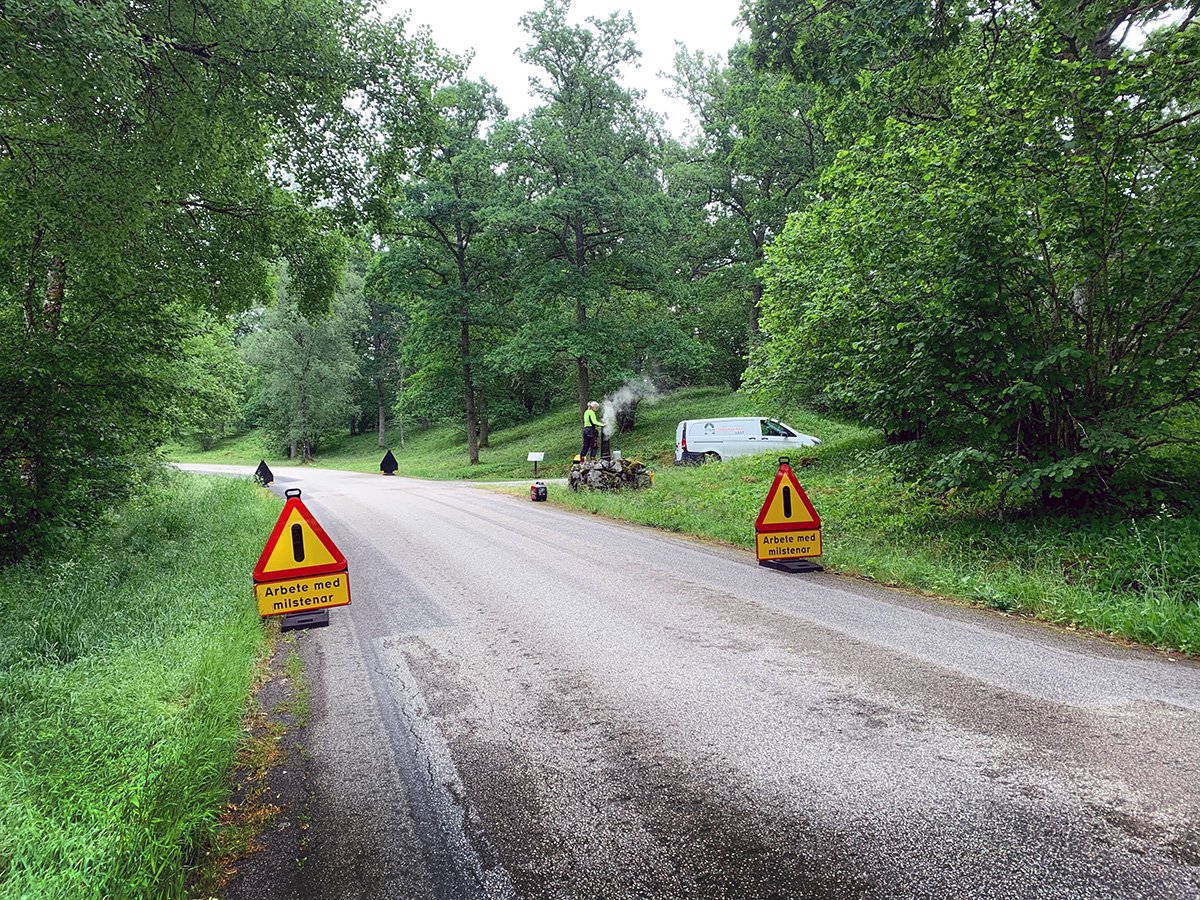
[381, 0, 746, 137]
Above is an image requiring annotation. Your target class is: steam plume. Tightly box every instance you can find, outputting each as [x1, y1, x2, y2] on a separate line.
[601, 376, 660, 438]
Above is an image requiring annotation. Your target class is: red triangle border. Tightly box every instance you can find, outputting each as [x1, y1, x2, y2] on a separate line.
[754, 463, 821, 533]
[253, 497, 348, 582]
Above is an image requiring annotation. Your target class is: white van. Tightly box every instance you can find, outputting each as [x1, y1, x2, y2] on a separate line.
[674, 418, 821, 464]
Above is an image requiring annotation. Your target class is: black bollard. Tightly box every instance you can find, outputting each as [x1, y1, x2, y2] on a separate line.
[254, 460, 274, 485]
[380, 449, 398, 475]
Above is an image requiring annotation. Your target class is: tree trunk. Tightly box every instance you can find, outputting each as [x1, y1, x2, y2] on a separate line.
[289, 439, 297, 459]
[43, 258, 64, 335]
[18, 256, 65, 499]
[456, 240, 479, 465]
[748, 232, 764, 335]
[21, 226, 44, 332]
[479, 390, 489, 448]
[574, 218, 590, 418]
[397, 365, 406, 448]
[373, 327, 387, 448]
[749, 281, 763, 335]
[459, 299, 478, 465]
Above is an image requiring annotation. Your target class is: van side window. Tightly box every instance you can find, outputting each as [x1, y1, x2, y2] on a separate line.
[761, 420, 793, 437]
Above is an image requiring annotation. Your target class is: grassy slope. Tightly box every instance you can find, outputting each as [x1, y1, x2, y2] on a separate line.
[0, 473, 280, 899]
[549, 451, 1200, 654]
[170, 388, 1200, 654]
[165, 386, 867, 480]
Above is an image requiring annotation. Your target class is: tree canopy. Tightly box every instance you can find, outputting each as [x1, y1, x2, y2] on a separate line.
[746, 0, 1200, 504]
[3, 0, 1198, 557]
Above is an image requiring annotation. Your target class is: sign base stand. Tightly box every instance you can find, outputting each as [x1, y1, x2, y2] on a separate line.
[758, 558, 824, 574]
[280, 609, 330, 631]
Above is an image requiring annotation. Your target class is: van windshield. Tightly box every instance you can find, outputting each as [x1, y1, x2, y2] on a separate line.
[761, 420, 795, 437]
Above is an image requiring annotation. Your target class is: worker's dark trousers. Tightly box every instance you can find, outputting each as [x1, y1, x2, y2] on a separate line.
[580, 425, 598, 459]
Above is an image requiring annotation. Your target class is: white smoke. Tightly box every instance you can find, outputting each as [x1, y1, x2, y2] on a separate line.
[601, 376, 660, 438]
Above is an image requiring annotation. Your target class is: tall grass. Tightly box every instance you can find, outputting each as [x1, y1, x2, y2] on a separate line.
[550, 443, 1200, 655]
[0, 472, 280, 899]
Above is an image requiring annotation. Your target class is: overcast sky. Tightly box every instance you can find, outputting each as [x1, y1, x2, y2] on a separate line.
[381, 0, 746, 138]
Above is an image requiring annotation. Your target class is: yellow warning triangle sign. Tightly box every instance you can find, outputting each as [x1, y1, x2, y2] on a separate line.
[253, 495, 347, 582]
[755, 461, 820, 532]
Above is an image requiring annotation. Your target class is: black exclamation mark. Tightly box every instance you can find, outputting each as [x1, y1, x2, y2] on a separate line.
[782, 486, 793, 519]
[291, 523, 305, 562]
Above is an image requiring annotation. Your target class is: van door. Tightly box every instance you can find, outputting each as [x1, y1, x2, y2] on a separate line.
[758, 418, 794, 454]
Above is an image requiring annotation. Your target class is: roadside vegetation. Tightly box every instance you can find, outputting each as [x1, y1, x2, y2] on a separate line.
[6, 0, 1196, 893]
[167, 386, 864, 479]
[173, 387, 1200, 655]
[0, 473, 280, 899]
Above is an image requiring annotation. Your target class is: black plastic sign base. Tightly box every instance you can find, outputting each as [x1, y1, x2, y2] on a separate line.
[280, 609, 330, 631]
[758, 558, 824, 574]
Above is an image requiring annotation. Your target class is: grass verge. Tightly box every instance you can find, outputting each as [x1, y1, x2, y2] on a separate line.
[0, 471, 281, 899]
[171, 387, 1200, 654]
[165, 386, 870, 481]
[542, 445, 1200, 655]
[188, 633, 308, 897]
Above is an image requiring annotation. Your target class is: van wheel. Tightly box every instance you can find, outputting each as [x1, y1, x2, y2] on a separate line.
[703, 452, 720, 463]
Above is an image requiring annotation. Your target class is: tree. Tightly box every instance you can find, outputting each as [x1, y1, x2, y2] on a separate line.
[379, 79, 510, 464]
[500, 0, 671, 416]
[174, 315, 248, 450]
[0, 0, 437, 557]
[671, 44, 826, 340]
[359, 255, 411, 448]
[242, 271, 362, 461]
[747, 0, 1200, 503]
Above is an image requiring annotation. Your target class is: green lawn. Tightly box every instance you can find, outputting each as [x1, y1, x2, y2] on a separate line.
[0, 473, 281, 899]
[169, 388, 1200, 654]
[166, 386, 863, 480]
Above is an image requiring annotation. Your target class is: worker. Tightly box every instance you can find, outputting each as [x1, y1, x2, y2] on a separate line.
[581, 400, 605, 461]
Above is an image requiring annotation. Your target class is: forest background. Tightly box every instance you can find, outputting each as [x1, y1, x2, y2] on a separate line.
[3, 0, 1200, 560]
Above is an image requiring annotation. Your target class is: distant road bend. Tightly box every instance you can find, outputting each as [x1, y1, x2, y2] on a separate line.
[182, 463, 1200, 900]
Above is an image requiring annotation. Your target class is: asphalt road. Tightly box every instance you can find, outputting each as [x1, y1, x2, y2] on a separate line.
[183, 463, 1200, 900]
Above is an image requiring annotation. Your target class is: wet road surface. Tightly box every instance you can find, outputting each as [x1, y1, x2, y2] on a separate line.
[183, 464, 1200, 900]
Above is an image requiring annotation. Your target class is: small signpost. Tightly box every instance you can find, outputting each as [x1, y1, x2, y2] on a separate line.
[755, 457, 823, 573]
[527, 451, 545, 478]
[380, 449, 398, 475]
[253, 489, 350, 630]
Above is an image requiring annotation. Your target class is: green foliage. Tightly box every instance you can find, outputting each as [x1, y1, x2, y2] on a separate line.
[241, 270, 362, 460]
[0, 473, 280, 898]
[497, 0, 692, 409]
[378, 78, 511, 463]
[0, 0, 436, 557]
[548, 430, 1200, 655]
[748, 0, 1200, 503]
[669, 42, 828, 360]
[173, 315, 248, 450]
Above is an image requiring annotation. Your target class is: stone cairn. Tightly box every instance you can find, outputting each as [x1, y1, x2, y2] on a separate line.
[569, 457, 653, 491]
